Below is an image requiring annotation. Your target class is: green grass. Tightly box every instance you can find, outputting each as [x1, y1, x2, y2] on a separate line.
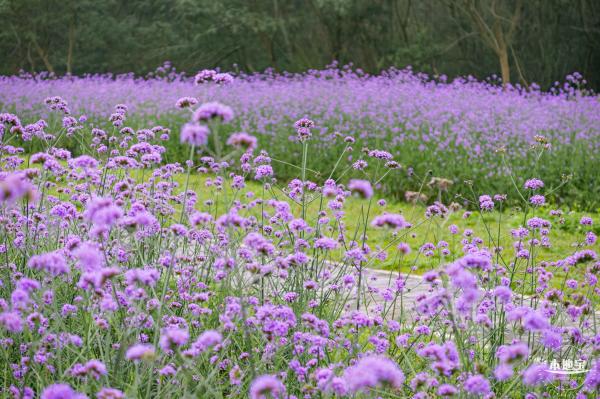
[142, 169, 595, 281]
[33, 151, 595, 296]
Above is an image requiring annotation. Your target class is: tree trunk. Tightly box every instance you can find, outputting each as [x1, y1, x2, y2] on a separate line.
[33, 40, 54, 74]
[26, 43, 36, 72]
[498, 45, 510, 86]
[67, 23, 75, 74]
[493, 18, 510, 86]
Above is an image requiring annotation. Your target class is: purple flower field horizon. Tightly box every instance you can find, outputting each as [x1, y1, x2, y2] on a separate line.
[2, 66, 599, 148]
[2, 65, 599, 208]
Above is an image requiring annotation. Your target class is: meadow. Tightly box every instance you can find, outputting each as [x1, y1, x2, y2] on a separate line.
[0, 67, 599, 398]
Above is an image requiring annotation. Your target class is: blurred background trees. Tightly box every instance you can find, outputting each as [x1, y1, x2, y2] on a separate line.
[1, 0, 598, 87]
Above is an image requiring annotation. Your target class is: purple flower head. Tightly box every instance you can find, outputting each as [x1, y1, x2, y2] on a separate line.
[97, 388, 125, 399]
[493, 285, 513, 304]
[397, 242, 411, 255]
[0, 172, 37, 205]
[125, 344, 155, 361]
[159, 364, 176, 376]
[0, 112, 21, 125]
[180, 123, 210, 146]
[84, 197, 123, 227]
[175, 96, 198, 108]
[159, 327, 189, 352]
[529, 194, 545, 206]
[580, 216, 593, 226]
[371, 213, 406, 229]
[524, 178, 544, 190]
[28, 251, 70, 276]
[494, 363, 514, 380]
[294, 118, 315, 141]
[249, 375, 286, 399]
[41, 384, 86, 399]
[463, 374, 491, 395]
[368, 149, 393, 160]
[73, 242, 105, 272]
[254, 165, 274, 180]
[70, 155, 99, 170]
[192, 102, 234, 123]
[496, 342, 529, 363]
[227, 132, 257, 151]
[418, 341, 460, 376]
[584, 358, 600, 391]
[314, 236, 339, 250]
[353, 160, 368, 170]
[479, 195, 494, 211]
[0, 311, 23, 333]
[244, 232, 275, 255]
[523, 310, 550, 331]
[348, 179, 373, 199]
[567, 249, 597, 265]
[447, 225, 459, 236]
[194, 69, 216, 84]
[191, 330, 222, 353]
[522, 363, 555, 386]
[294, 118, 315, 130]
[541, 330, 562, 351]
[213, 72, 234, 84]
[69, 359, 107, 380]
[342, 355, 405, 393]
[189, 211, 213, 226]
[437, 384, 458, 396]
[586, 231, 597, 245]
[526, 217, 551, 230]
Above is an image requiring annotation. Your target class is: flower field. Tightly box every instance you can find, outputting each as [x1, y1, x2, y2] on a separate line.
[2, 65, 600, 207]
[0, 68, 600, 398]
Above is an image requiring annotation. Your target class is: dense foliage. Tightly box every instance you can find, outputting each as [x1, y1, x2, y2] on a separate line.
[0, 82, 600, 397]
[0, 0, 599, 88]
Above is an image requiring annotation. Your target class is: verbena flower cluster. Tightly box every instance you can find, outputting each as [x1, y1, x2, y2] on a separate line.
[1, 65, 599, 206]
[0, 88, 599, 398]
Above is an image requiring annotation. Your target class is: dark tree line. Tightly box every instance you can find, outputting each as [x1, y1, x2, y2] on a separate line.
[1, 0, 598, 88]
